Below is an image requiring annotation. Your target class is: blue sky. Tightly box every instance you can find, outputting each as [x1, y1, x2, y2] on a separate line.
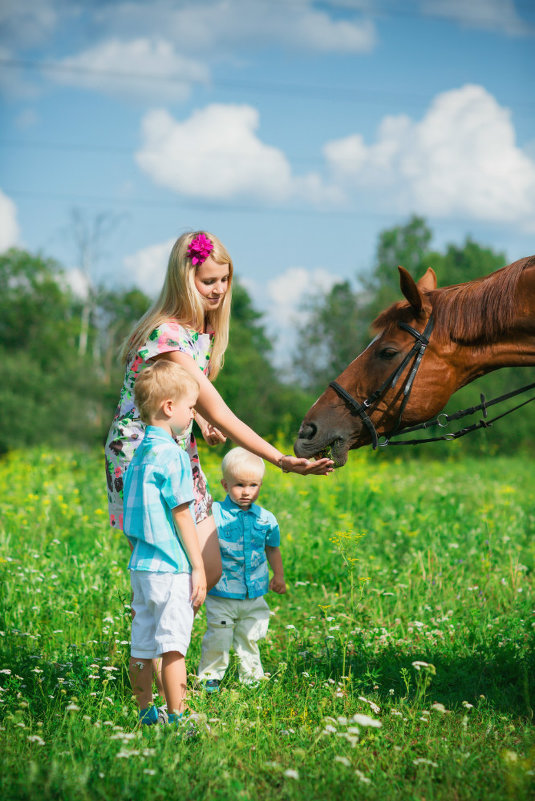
[1, 0, 534, 367]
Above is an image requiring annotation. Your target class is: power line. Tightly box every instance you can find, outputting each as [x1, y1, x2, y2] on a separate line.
[3, 186, 517, 229]
[1, 186, 398, 221]
[1, 57, 533, 109]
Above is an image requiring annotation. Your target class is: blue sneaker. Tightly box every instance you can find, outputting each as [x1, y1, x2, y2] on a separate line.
[203, 679, 220, 694]
[139, 705, 158, 725]
[168, 711, 199, 739]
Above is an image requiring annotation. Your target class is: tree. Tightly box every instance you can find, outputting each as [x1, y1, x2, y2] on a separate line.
[0, 248, 105, 453]
[292, 280, 363, 394]
[216, 281, 314, 442]
[362, 215, 434, 323]
[0, 248, 81, 368]
[428, 238, 506, 287]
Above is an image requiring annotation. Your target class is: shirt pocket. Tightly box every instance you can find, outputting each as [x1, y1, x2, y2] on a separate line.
[251, 519, 270, 547]
[219, 522, 243, 561]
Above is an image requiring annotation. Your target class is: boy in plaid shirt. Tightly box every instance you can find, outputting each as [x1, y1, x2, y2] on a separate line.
[123, 360, 206, 726]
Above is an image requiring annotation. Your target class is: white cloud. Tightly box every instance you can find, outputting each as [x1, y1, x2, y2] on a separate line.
[51, 38, 209, 102]
[267, 266, 341, 326]
[420, 0, 531, 36]
[265, 265, 342, 369]
[93, 0, 376, 54]
[0, 189, 20, 251]
[136, 105, 295, 201]
[123, 238, 175, 297]
[59, 268, 91, 300]
[324, 84, 535, 231]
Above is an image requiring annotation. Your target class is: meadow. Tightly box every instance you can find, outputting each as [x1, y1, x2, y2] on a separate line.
[0, 445, 534, 800]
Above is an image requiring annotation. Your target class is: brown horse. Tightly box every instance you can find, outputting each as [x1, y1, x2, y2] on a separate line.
[294, 255, 535, 466]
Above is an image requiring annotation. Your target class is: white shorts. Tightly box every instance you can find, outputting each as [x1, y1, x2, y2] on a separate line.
[130, 571, 194, 659]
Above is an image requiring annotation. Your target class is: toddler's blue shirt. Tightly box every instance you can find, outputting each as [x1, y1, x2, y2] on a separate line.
[209, 495, 280, 599]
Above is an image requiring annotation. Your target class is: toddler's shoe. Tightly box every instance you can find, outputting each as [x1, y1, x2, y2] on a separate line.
[203, 679, 220, 694]
[139, 705, 158, 725]
[157, 706, 168, 725]
[168, 711, 199, 739]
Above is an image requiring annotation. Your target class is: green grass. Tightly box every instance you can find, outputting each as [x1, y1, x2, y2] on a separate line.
[0, 446, 534, 800]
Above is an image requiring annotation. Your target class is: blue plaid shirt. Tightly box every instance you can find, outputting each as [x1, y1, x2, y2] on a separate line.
[209, 495, 280, 599]
[123, 426, 195, 573]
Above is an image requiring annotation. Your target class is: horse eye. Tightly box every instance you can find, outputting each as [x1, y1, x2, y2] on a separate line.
[378, 347, 398, 360]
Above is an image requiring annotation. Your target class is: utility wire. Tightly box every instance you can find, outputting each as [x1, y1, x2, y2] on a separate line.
[0, 57, 533, 108]
[3, 186, 516, 229]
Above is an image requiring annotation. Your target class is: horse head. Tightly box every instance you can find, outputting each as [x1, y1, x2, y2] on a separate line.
[294, 266, 460, 465]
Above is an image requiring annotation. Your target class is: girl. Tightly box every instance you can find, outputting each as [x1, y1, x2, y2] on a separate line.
[105, 230, 332, 588]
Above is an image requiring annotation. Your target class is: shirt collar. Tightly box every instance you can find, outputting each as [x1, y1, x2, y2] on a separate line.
[221, 494, 261, 517]
[144, 425, 176, 444]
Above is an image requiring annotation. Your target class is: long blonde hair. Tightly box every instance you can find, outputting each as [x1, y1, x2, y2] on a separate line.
[120, 231, 233, 379]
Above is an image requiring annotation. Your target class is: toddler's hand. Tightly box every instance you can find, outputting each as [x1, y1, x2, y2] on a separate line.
[269, 576, 287, 594]
[191, 566, 207, 606]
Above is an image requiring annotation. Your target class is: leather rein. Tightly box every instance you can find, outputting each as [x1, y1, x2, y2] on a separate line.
[329, 314, 535, 449]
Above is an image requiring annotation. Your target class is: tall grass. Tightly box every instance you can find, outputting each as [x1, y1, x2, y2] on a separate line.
[0, 447, 534, 800]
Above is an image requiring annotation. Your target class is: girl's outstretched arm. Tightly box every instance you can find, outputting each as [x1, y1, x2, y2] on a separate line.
[155, 351, 333, 475]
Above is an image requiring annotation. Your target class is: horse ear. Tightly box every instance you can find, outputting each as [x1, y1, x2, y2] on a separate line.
[398, 266, 431, 317]
[417, 267, 437, 293]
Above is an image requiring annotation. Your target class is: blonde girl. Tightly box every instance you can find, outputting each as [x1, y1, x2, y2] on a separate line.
[105, 230, 332, 589]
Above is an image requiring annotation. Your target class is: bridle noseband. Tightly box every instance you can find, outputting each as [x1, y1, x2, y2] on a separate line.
[329, 315, 435, 450]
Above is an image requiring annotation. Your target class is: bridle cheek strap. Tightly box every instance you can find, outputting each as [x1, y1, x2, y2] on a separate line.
[326, 381, 379, 450]
[329, 315, 435, 450]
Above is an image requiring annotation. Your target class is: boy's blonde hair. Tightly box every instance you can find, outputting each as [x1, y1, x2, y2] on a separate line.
[134, 360, 199, 424]
[222, 447, 265, 481]
[120, 230, 233, 380]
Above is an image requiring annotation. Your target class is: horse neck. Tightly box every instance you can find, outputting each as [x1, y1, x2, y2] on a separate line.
[456, 261, 535, 381]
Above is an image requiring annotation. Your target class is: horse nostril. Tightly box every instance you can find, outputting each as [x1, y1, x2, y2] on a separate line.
[298, 422, 317, 441]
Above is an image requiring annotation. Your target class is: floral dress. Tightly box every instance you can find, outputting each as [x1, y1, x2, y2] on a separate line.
[104, 321, 214, 530]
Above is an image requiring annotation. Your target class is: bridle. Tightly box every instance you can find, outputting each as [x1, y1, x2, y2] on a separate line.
[329, 315, 435, 450]
[329, 313, 535, 449]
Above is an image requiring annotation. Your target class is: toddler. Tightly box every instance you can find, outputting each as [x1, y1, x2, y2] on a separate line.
[123, 360, 207, 726]
[197, 447, 286, 689]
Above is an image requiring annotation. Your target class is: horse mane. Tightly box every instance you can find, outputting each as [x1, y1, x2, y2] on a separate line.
[373, 256, 534, 346]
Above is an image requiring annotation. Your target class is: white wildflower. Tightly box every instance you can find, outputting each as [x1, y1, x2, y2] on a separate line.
[334, 756, 351, 767]
[351, 714, 381, 728]
[283, 769, 299, 780]
[413, 758, 438, 767]
[358, 696, 380, 714]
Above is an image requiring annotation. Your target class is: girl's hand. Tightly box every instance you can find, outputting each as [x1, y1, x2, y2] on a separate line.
[201, 422, 227, 446]
[195, 409, 227, 446]
[190, 566, 207, 606]
[280, 455, 334, 475]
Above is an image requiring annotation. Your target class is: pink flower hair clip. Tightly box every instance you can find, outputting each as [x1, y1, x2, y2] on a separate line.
[187, 233, 214, 266]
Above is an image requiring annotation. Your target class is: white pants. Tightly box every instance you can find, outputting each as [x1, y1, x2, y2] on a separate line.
[198, 595, 270, 684]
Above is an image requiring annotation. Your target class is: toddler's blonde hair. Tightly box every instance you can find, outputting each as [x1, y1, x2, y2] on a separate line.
[134, 360, 199, 424]
[222, 447, 265, 481]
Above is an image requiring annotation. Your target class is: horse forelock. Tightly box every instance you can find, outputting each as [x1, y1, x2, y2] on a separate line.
[373, 257, 532, 346]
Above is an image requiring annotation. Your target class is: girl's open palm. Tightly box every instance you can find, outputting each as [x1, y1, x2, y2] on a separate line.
[283, 456, 334, 475]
